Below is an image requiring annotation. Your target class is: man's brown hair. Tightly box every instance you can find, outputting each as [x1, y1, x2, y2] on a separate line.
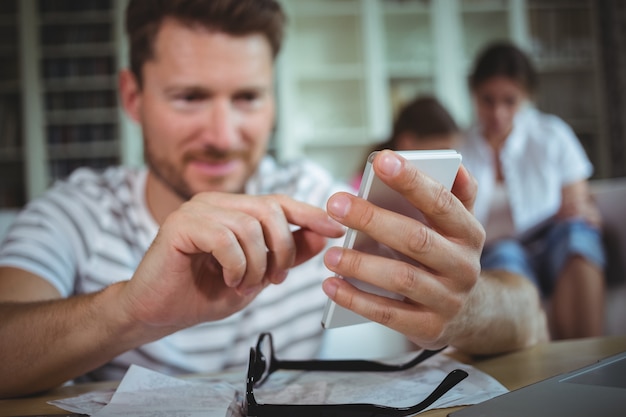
[125, 0, 286, 86]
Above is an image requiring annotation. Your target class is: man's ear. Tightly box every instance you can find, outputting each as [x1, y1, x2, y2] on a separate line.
[119, 69, 142, 123]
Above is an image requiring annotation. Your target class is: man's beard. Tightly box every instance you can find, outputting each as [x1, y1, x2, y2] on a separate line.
[144, 144, 249, 201]
[147, 158, 195, 201]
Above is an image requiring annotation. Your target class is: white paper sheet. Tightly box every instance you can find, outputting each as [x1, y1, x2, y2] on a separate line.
[50, 353, 508, 416]
[50, 365, 238, 417]
[48, 389, 115, 415]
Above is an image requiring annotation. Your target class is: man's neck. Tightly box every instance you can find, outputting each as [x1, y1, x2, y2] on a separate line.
[145, 171, 185, 226]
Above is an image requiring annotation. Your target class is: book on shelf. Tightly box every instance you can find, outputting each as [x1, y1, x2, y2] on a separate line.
[0, 96, 20, 150]
[38, 0, 112, 14]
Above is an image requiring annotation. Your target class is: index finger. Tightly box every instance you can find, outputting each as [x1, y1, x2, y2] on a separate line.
[256, 194, 346, 271]
[272, 194, 346, 238]
[195, 192, 345, 281]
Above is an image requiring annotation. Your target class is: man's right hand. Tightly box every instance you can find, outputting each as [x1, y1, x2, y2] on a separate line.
[119, 192, 345, 332]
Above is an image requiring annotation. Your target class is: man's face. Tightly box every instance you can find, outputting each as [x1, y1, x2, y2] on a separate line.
[135, 19, 275, 199]
[472, 76, 528, 142]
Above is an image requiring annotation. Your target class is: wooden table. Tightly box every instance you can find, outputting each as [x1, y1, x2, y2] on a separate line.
[1, 336, 625, 417]
[424, 335, 626, 416]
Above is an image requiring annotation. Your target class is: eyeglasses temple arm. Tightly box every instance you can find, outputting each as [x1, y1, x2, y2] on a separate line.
[246, 368, 469, 417]
[404, 368, 469, 413]
[276, 346, 447, 372]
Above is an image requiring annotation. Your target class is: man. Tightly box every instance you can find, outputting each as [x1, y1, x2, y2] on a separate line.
[0, 0, 547, 398]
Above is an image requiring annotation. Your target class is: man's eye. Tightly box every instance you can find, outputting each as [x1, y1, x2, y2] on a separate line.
[236, 92, 259, 103]
[234, 92, 264, 110]
[170, 91, 208, 111]
[179, 92, 204, 102]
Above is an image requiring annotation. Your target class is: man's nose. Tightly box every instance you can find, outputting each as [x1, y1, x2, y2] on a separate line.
[203, 100, 238, 149]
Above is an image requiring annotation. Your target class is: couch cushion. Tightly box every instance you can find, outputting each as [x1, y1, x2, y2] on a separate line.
[590, 177, 626, 286]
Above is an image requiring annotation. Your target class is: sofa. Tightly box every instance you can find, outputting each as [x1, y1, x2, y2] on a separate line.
[591, 177, 626, 335]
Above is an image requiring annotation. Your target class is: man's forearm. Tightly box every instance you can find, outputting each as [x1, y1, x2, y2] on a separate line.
[448, 270, 549, 355]
[0, 281, 160, 398]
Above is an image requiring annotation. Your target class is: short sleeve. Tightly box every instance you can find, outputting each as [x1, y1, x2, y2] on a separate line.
[547, 114, 594, 185]
[0, 185, 83, 297]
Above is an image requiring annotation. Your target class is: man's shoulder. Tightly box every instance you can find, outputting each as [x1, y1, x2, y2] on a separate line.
[52, 166, 144, 199]
[29, 166, 146, 216]
[63, 165, 142, 188]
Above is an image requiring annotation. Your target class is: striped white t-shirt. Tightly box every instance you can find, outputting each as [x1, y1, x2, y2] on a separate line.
[0, 156, 348, 382]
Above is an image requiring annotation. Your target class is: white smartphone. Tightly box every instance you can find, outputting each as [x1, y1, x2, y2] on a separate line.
[321, 149, 462, 329]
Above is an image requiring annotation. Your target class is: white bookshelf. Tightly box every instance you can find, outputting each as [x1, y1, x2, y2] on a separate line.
[276, 0, 605, 182]
[277, 0, 531, 180]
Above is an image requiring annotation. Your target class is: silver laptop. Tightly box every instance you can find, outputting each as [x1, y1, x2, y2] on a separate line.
[450, 350, 626, 417]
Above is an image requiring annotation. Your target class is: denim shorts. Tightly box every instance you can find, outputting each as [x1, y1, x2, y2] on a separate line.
[480, 219, 606, 296]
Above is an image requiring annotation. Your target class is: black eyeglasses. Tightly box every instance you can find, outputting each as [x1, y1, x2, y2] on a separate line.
[244, 332, 468, 417]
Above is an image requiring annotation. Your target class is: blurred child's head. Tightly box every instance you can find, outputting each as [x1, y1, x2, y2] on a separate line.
[384, 96, 460, 151]
[351, 96, 460, 191]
